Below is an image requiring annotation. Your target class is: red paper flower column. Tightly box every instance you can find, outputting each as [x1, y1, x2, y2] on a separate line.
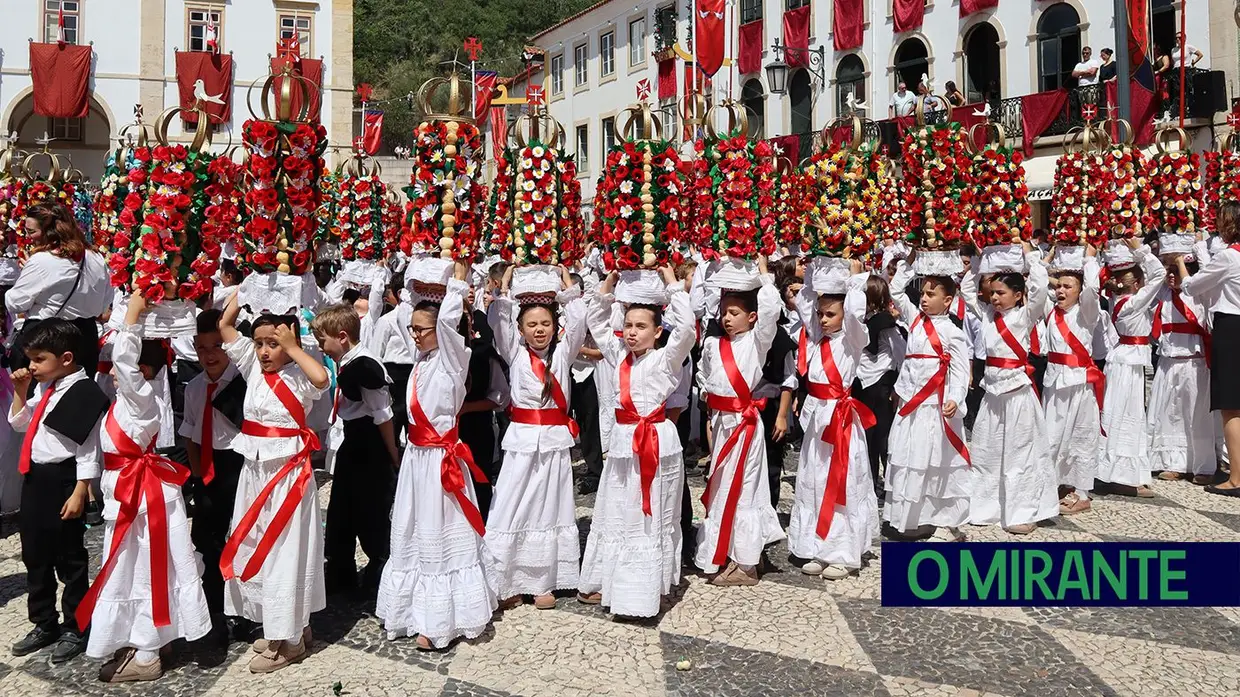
[900, 104, 973, 251]
[963, 121, 1032, 249]
[1147, 127, 1203, 236]
[689, 100, 775, 262]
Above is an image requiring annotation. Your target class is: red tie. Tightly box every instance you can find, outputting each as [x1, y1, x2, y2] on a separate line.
[201, 382, 217, 484]
[19, 383, 57, 475]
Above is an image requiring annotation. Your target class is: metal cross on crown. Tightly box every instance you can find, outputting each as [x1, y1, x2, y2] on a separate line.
[464, 37, 483, 62]
[526, 85, 545, 106]
[1228, 110, 1240, 130]
[1081, 102, 1098, 122]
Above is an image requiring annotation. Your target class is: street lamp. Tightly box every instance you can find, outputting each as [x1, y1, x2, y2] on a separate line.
[764, 37, 825, 96]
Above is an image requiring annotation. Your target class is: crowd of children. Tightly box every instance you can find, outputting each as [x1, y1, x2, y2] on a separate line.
[2, 200, 1240, 682]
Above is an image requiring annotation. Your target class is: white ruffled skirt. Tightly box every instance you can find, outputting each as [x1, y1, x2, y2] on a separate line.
[884, 402, 970, 531]
[85, 482, 213, 658]
[485, 448, 580, 597]
[223, 456, 326, 642]
[579, 450, 683, 617]
[376, 444, 498, 648]
[1097, 362, 1151, 487]
[788, 415, 878, 569]
[1147, 357, 1215, 475]
[1043, 382, 1100, 493]
[969, 387, 1060, 527]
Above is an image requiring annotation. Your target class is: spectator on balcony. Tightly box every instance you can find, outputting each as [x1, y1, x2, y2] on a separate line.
[1099, 48, 1117, 83]
[1072, 46, 1101, 87]
[944, 81, 965, 107]
[1171, 33, 1204, 69]
[889, 82, 916, 118]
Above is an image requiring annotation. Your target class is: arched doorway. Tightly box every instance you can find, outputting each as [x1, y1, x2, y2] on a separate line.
[1036, 3, 1082, 91]
[1151, 0, 1175, 58]
[4, 91, 114, 181]
[835, 55, 865, 117]
[894, 38, 929, 92]
[742, 79, 765, 140]
[963, 23, 1000, 103]
[788, 69, 813, 160]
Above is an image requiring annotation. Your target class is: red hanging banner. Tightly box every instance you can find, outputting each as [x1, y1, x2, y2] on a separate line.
[1128, 0, 1149, 69]
[959, 0, 998, 18]
[696, 0, 726, 78]
[892, 0, 925, 33]
[832, 0, 864, 51]
[269, 57, 324, 123]
[1106, 79, 1157, 144]
[490, 106, 507, 153]
[738, 21, 764, 75]
[361, 110, 384, 155]
[658, 58, 677, 101]
[175, 51, 234, 126]
[474, 70, 499, 122]
[1020, 89, 1069, 156]
[783, 6, 811, 67]
[29, 43, 92, 119]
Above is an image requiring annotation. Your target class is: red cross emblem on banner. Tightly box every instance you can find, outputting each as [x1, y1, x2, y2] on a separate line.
[526, 85, 545, 106]
[353, 136, 365, 153]
[636, 78, 651, 101]
[1228, 111, 1240, 130]
[277, 36, 300, 61]
[356, 83, 374, 102]
[464, 37, 483, 61]
[1081, 103, 1097, 121]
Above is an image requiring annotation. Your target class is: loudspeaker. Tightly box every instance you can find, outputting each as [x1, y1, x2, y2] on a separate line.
[1190, 70, 1227, 118]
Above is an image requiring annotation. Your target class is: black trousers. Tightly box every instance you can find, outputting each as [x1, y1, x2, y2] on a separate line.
[965, 359, 985, 432]
[20, 459, 88, 633]
[571, 373, 603, 483]
[385, 363, 412, 438]
[853, 372, 897, 491]
[758, 397, 786, 509]
[461, 411, 498, 522]
[324, 419, 395, 589]
[189, 449, 244, 616]
[164, 360, 203, 467]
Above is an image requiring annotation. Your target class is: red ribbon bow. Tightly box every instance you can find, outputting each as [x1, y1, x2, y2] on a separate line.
[614, 353, 665, 516]
[899, 314, 971, 467]
[407, 366, 489, 536]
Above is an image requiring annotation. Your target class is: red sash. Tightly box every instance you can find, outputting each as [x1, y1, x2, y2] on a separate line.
[76, 407, 190, 632]
[987, 313, 1038, 394]
[406, 366, 489, 536]
[509, 348, 579, 436]
[1048, 307, 1106, 412]
[219, 372, 320, 582]
[1153, 292, 1213, 367]
[96, 329, 115, 375]
[804, 338, 875, 539]
[899, 315, 971, 466]
[1111, 296, 1151, 345]
[796, 327, 807, 377]
[702, 337, 766, 567]
[200, 382, 218, 484]
[614, 353, 665, 516]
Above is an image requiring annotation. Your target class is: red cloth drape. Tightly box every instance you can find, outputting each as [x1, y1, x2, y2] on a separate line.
[1106, 80, 1158, 145]
[658, 58, 677, 100]
[833, 0, 864, 51]
[175, 51, 234, 126]
[893, 0, 925, 33]
[490, 106, 507, 153]
[474, 71, 498, 122]
[767, 134, 801, 158]
[1127, 0, 1149, 69]
[738, 21, 763, 75]
[1020, 89, 1069, 156]
[955, 102, 988, 134]
[361, 111, 383, 155]
[269, 57, 323, 123]
[960, 0, 998, 17]
[29, 43, 92, 119]
[783, 7, 811, 68]
[696, 0, 726, 78]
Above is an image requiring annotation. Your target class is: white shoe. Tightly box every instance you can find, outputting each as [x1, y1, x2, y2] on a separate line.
[930, 527, 962, 542]
[801, 561, 824, 575]
[820, 564, 852, 580]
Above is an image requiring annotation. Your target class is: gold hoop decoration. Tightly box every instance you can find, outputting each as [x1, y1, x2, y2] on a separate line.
[615, 102, 664, 142]
[913, 94, 954, 128]
[681, 93, 708, 129]
[966, 121, 1007, 156]
[514, 108, 566, 149]
[416, 71, 474, 124]
[153, 104, 212, 153]
[703, 99, 748, 141]
[823, 115, 864, 154]
[775, 156, 794, 177]
[1155, 125, 1190, 154]
[21, 149, 64, 184]
[1222, 131, 1240, 154]
[247, 61, 317, 123]
[1109, 119, 1134, 147]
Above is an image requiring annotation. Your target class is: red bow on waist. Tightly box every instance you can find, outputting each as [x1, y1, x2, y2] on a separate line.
[408, 364, 489, 535]
[616, 353, 665, 516]
[899, 314, 971, 467]
[76, 407, 190, 633]
[806, 380, 876, 539]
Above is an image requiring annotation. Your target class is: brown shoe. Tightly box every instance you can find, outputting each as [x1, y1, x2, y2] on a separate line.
[577, 592, 602, 605]
[1060, 496, 1092, 515]
[1136, 486, 1155, 498]
[1192, 474, 1216, 486]
[99, 648, 161, 683]
[533, 593, 557, 610]
[497, 595, 523, 611]
[1005, 523, 1037, 535]
[252, 627, 312, 654]
[1157, 471, 1182, 481]
[248, 638, 308, 674]
[710, 562, 759, 586]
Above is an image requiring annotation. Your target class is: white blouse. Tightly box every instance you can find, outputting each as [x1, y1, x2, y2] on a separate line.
[6, 250, 111, 320]
[697, 276, 781, 416]
[1043, 257, 1101, 390]
[962, 252, 1050, 396]
[890, 262, 969, 409]
[1108, 246, 1165, 366]
[792, 274, 868, 432]
[224, 335, 326, 461]
[408, 279, 471, 435]
[99, 326, 171, 518]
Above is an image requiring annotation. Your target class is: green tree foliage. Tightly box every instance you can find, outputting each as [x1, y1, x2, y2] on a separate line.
[354, 0, 597, 151]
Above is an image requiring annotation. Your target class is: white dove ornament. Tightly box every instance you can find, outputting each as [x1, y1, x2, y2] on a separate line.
[193, 79, 226, 107]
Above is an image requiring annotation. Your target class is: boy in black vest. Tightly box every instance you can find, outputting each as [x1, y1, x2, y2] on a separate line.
[9, 319, 109, 663]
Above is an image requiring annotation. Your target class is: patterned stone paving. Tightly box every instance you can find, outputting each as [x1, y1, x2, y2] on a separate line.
[0, 448, 1237, 697]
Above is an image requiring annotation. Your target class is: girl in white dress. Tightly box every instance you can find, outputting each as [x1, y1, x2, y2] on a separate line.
[962, 245, 1060, 533]
[695, 259, 786, 585]
[80, 295, 212, 682]
[1043, 246, 1103, 515]
[577, 267, 695, 617]
[1097, 239, 1165, 496]
[377, 262, 498, 649]
[218, 294, 330, 673]
[486, 265, 588, 609]
[787, 260, 877, 580]
[884, 258, 971, 541]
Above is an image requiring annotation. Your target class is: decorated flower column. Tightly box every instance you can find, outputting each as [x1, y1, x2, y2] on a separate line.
[1146, 127, 1203, 237]
[899, 96, 972, 276]
[688, 101, 776, 261]
[800, 119, 885, 259]
[962, 119, 1032, 267]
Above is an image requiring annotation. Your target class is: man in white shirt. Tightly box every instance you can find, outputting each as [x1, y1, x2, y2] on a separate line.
[889, 82, 916, 118]
[1072, 46, 1101, 86]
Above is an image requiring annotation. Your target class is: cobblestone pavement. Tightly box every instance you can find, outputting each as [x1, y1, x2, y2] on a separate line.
[0, 450, 1238, 697]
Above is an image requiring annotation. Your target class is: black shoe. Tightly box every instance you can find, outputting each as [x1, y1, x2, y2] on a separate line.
[577, 479, 599, 495]
[12, 626, 60, 656]
[227, 616, 259, 643]
[49, 632, 85, 664]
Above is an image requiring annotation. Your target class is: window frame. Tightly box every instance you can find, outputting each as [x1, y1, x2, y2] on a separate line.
[835, 55, 866, 118]
[740, 0, 763, 24]
[601, 116, 617, 153]
[48, 116, 83, 142]
[786, 0, 810, 9]
[575, 124, 590, 172]
[629, 17, 647, 67]
[186, 5, 224, 53]
[278, 13, 313, 58]
[1035, 5, 1082, 92]
[43, 0, 81, 45]
[574, 43, 589, 87]
[600, 31, 615, 77]
[550, 54, 565, 95]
